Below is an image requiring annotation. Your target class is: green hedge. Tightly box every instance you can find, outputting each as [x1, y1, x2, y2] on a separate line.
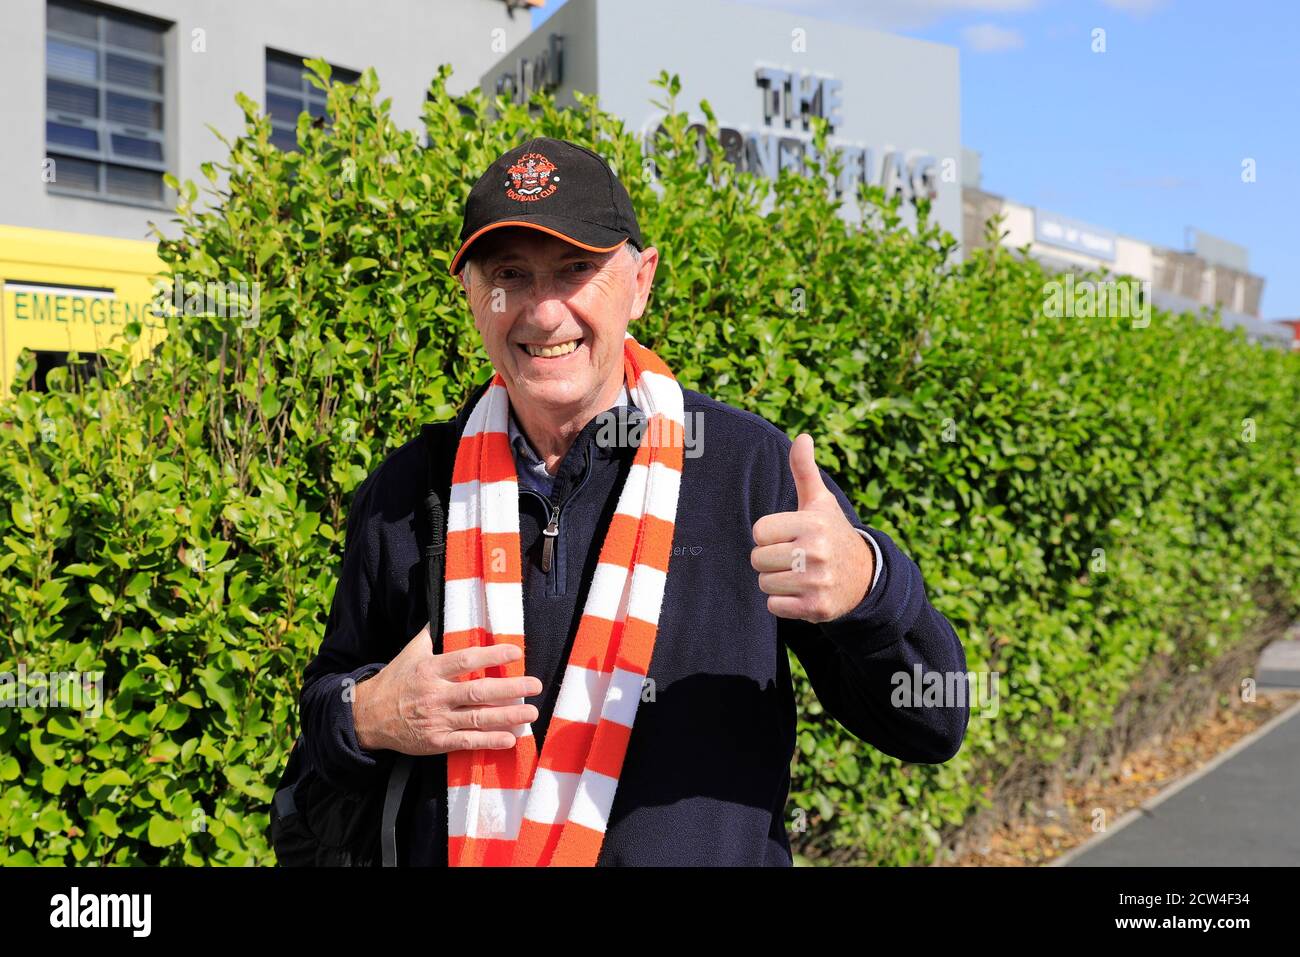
[2, 63, 1297, 865]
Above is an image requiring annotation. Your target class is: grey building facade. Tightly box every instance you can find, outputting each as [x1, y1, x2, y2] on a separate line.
[0, 0, 537, 243]
[478, 0, 964, 241]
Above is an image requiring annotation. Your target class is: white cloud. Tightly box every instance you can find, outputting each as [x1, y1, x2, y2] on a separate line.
[1098, 0, 1171, 15]
[961, 23, 1026, 52]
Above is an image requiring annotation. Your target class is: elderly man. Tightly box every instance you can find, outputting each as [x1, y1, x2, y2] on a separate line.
[299, 137, 968, 866]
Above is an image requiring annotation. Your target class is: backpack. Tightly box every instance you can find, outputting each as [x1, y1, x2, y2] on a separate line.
[268, 418, 459, 866]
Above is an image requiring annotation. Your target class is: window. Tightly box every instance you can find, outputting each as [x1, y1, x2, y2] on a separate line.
[45, 0, 169, 205]
[265, 49, 360, 151]
[25, 350, 106, 393]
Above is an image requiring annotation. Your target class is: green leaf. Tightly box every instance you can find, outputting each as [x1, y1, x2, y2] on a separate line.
[147, 816, 185, 847]
[91, 808, 121, 839]
[254, 384, 280, 418]
[88, 583, 115, 607]
[41, 766, 68, 794]
[86, 768, 132, 793]
[47, 713, 85, 739]
[10, 500, 34, 533]
[198, 667, 238, 716]
[29, 729, 58, 765]
[125, 571, 152, 598]
[149, 739, 181, 761]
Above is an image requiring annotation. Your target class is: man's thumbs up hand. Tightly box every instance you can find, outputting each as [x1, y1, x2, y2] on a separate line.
[790, 432, 836, 512]
[751, 433, 875, 623]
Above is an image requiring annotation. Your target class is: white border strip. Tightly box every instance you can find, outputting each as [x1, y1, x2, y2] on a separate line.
[4, 282, 117, 300]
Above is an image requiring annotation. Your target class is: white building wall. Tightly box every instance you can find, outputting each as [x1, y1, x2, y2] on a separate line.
[1113, 236, 1153, 283]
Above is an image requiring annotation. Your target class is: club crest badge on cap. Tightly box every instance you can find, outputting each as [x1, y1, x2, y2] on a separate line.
[505, 153, 559, 202]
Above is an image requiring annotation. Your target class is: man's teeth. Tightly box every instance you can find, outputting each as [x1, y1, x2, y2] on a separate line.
[524, 339, 580, 357]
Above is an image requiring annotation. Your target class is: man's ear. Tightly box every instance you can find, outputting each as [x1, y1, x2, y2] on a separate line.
[629, 246, 659, 321]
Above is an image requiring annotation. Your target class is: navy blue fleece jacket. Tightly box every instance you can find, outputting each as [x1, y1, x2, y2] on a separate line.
[299, 384, 969, 865]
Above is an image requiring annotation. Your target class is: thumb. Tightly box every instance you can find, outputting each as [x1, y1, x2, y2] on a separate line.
[790, 433, 831, 510]
[400, 623, 435, 660]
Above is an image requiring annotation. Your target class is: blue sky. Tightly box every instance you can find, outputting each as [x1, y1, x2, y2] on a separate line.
[534, 0, 1298, 318]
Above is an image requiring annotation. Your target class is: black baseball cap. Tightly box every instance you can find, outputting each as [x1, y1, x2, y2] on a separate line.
[448, 136, 643, 276]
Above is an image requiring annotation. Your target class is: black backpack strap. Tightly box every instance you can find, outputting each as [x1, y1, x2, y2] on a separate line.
[421, 421, 453, 653]
[381, 418, 461, 867]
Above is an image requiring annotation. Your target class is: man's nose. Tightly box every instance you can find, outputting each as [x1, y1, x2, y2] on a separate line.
[522, 294, 572, 331]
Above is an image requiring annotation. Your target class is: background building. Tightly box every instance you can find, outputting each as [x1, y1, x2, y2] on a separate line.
[1274, 319, 1300, 351]
[2, 0, 536, 241]
[962, 148, 1289, 348]
[0, 0, 539, 392]
[478, 0, 964, 241]
[1, 0, 1287, 393]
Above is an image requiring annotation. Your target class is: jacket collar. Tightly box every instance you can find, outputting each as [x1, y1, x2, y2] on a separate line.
[451, 378, 647, 497]
[507, 384, 634, 466]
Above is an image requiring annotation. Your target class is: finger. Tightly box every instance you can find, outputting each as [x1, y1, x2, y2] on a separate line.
[752, 510, 807, 546]
[750, 542, 799, 573]
[433, 642, 525, 679]
[757, 569, 808, 596]
[447, 675, 542, 708]
[446, 703, 539, 732]
[790, 433, 831, 510]
[435, 730, 520, 753]
[765, 594, 811, 620]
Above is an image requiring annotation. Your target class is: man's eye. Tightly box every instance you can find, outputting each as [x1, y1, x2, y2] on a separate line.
[567, 261, 595, 274]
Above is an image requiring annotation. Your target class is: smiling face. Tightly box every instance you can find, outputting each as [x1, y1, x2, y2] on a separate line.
[459, 227, 658, 425]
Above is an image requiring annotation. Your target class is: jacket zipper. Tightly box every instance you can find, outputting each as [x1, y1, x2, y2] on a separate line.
[541, 503, 560, 573]
[520, 449, 596, 585]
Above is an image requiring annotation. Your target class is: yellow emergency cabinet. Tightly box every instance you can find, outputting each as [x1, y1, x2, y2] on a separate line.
[0, 224, 167, 396]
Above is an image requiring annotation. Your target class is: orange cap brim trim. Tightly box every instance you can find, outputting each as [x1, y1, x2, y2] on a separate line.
[449, 221, 628, 275]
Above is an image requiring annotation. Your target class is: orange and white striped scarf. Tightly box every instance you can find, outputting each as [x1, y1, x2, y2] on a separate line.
[443, 332, 685, 866]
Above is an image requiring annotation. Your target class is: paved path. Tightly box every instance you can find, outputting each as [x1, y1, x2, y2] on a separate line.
[1057, 629, 1300, 867]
